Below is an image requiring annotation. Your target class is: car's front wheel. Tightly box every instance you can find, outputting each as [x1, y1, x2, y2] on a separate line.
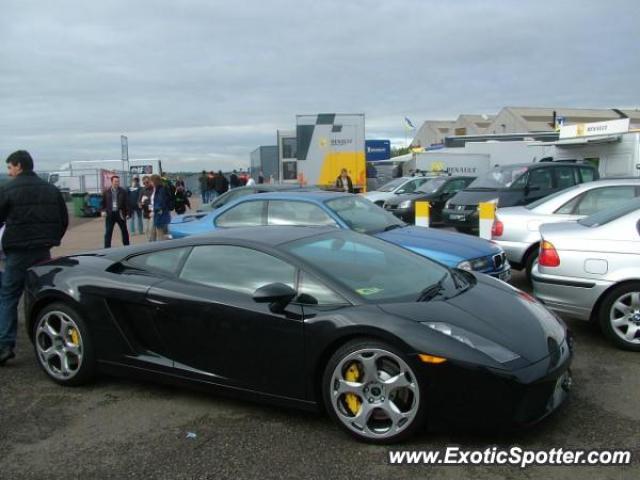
[322, 339, 425, 443]
[33, 302, 96, 385]
[598, 283, 640, 351]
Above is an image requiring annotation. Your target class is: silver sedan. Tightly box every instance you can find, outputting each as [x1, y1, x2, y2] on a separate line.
[493, 178, 640, 281]
[531, 199, 640, 351]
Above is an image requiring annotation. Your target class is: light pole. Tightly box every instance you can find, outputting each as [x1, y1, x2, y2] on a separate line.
[121, 135, 129, 177]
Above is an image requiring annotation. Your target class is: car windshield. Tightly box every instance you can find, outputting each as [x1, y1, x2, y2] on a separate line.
[578, 198, 640, 227]
[467, 165, 529, 190]
[282, 231, 449, 303]
[376, 178, 406, 192]
[415, 177, 447, 193]
[325, 196, 404, 234]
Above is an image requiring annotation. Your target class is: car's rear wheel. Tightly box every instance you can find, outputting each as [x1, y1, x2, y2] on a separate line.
[598, 283, 640, 351]
[33, 303, 96, 385]
[322, 339, 425, 443]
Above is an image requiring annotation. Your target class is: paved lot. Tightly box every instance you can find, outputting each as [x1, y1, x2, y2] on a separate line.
[1, 216, 639, 479]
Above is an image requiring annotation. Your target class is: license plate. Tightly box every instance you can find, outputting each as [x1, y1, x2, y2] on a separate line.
[449, 214, 465, 221]
[499, 269, 512, 282]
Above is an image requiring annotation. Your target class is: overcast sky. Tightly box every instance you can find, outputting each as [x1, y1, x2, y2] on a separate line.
[1, 0, 638, 172]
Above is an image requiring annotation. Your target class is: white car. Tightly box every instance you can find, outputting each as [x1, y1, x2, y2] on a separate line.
[493, 178, 640, 281]
[362, 176, 434, 206]
[532, 199, 640, 351]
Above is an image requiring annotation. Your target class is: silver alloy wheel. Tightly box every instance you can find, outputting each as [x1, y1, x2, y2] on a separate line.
[610, 292, 640, 345]
[329, 348, 420, 440]
[35, 310, 84, 380]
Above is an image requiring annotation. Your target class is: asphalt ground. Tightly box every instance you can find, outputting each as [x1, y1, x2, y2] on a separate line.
[1, 217, 639, 479]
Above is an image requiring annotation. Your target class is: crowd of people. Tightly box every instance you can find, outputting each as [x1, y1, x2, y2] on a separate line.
[198, 169, 262, 203]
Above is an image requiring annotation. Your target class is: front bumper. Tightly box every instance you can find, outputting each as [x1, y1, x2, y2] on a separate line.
[442, 207, 478, 229]
[416, 337, 573, 429]
[531, 264, 610, 321]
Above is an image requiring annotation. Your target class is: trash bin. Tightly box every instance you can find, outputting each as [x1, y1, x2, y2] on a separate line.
[71, 192, 87, 217]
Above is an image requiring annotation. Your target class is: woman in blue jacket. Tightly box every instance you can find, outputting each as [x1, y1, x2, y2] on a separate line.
[150, 175, 172, 241]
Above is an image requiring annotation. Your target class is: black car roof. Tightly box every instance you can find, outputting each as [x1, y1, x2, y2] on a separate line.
[88, 226, 339, 260]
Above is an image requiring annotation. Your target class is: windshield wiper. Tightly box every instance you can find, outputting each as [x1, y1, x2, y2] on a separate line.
[416, 273, 449, 302]
[383, 224, 403, 232]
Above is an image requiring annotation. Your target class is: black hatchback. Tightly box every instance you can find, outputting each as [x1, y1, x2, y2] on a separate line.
[442, 162, 599, 233]
[383, 176, 475, 224]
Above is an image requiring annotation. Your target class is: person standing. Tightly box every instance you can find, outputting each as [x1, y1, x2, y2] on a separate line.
[207, 171, 216, 201]
[258, 171, 265, 184]
[127, 177, 144, 236]
[229, 170, 240, 189]
[139, 176, 154, 241]
[102, 175, 130, 248]
[199, 170, 208, 204]
[0, 150, 68, 365]
[214, 170, 229, 196]
[149, 174, 172, 241]
[174, 184, 191, 215]
[246, 176, 256, 187]
[335, 168, 354, 193]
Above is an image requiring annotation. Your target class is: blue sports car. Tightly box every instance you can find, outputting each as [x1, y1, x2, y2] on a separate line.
[169, 191, 511, 280]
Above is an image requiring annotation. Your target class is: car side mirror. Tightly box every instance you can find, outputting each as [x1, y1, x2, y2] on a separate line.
[253, 283, 298, 313]
[396, 189, 406, 194]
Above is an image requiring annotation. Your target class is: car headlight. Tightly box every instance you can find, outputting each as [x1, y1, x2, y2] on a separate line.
[422, 322, 520, 364]
[444, 200, 451, 209]
[457, 260, 472, 271]
[458, 257, 491, 271]
[398, 200, 412, 209]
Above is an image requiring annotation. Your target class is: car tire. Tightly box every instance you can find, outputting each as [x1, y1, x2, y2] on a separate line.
[32, 302, 96, 386]
[525, 248, 539, 285]
[322, 338, 426, 444]
[598, 283, 640, 351]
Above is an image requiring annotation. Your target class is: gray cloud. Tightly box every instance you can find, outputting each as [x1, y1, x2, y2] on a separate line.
[1, 0, 638, 171]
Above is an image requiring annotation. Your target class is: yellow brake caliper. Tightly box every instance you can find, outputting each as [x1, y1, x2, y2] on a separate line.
[69, 327, 80, 346]
[345, 363, 362, 415]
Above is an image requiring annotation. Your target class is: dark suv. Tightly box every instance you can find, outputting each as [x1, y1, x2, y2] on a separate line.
[442, 162, 599, 233]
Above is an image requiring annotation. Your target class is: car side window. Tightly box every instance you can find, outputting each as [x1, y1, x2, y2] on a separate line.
[268, 200, 336, 226]
[554, 166, 578, 190]
[296, 271, 348, 305]
[403, 179, 421, 193]
[215, 201, 265, 227]
[128, 247, 191, 275]
[528, 169, 553, 190]
[510, 172, 528, 189]
[179, 245, 296, 295]
[573, 186, 637, 216]
[579, 167, 596, 183]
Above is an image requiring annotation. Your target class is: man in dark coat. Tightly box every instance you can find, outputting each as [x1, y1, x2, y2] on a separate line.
[0, 150, 68, 364]
[102, 175, 130, 248]
[214, 170, 229, 196]
[229, 170, 240, 189]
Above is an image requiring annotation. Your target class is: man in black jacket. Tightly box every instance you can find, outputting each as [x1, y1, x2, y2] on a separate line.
[102, 175, 130, 248]
[0, 150, 68, 365]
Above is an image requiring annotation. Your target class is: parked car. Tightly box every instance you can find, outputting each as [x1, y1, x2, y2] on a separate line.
[532, 198, 640, 350]
[383, 176, 475, 224]
[25, 226, 572, 443]
[169, 192, 512, 281]
[493, 178, 640, 282]
[443, 162, 599, 233]
[198, 184, 319, 212]
[362, 176, 437, 206]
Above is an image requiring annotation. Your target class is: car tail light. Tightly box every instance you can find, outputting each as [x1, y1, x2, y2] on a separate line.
[491, 218, 504, 238]
[539, 240, 560, 267]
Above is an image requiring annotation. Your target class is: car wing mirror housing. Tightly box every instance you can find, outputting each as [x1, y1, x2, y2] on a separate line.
[253, 283, 298, 313]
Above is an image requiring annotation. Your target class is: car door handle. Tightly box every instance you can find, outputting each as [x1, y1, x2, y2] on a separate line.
[147, 298, 167, 306]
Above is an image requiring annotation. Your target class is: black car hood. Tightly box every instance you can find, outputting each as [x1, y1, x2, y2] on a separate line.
[449, 189, 523, 208]
[377, 274, 565, 364]
[385, 192, 434, 206]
